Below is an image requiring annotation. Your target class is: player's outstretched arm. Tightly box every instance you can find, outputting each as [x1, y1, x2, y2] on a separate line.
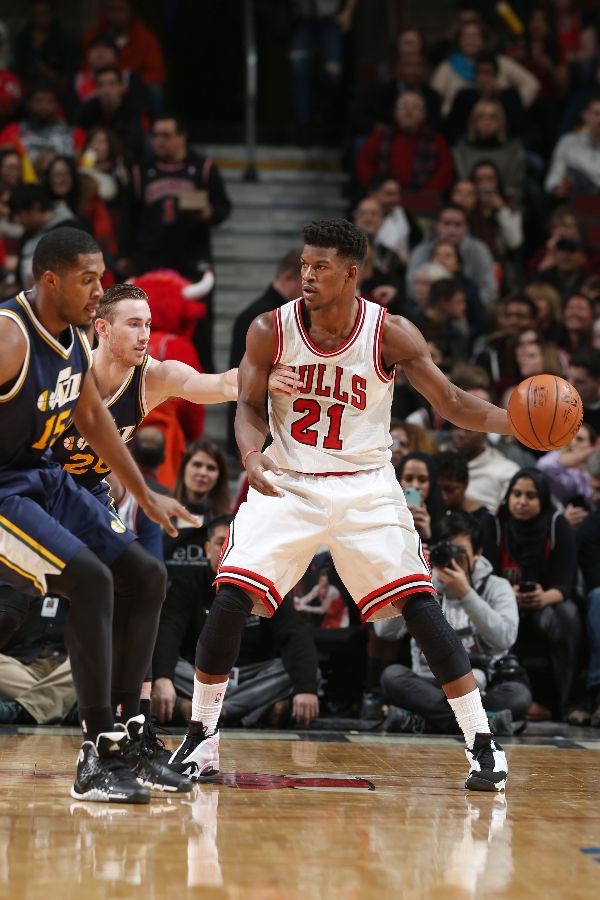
[382, 316, 511, 434]
[236, 313, 285, 498]
[73, 374, 201, 536]
[145, 360, 238, 408]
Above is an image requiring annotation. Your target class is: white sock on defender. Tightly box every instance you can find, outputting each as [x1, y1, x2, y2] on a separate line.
[447, 687, 490, 749]
[191, 677, 228, 735]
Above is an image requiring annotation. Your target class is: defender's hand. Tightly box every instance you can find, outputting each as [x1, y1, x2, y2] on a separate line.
[269, 365, 301, 396]
[246, 453, 285, 498]
[141, 490, 202, 537]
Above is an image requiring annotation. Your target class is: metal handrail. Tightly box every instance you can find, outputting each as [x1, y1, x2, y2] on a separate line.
[243, 0, 258, 182]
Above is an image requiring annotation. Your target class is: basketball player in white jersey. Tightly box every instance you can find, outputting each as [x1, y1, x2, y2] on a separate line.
[170, 219, 511, 792]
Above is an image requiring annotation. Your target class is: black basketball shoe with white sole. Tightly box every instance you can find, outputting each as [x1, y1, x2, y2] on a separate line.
[465, 733, 508, 792]
[143, 719, 172, 767]
[116, 715, 193, 793]
[71, 731, 150, 804]
[169, 729, 220, 780]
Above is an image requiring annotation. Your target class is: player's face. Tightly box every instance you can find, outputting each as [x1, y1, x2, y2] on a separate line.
[54, 253, 105, 327]
[508, 478, 541, 520]
[184, 450, 220, 501]
[300, 245, 355, 309]
[100, 298, 152, 366]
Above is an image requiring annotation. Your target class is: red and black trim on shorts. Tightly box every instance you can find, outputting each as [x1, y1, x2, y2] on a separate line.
[358, 574, 436, 620]
[214, 568, 282, 616]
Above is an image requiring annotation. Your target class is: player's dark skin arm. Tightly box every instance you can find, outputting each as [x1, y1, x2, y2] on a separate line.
[382, 316, 511, 435]
[234, 313, 285, 498]
[74, 372, 200, 537]
[0, 318, 28, 390]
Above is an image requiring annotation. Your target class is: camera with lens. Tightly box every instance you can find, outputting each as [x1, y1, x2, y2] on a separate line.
[429, 540, 462, 569]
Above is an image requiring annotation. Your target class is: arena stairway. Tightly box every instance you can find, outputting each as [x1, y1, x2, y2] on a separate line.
[198, 144, 349, 447]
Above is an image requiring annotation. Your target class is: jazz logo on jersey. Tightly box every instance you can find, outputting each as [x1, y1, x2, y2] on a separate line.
[37, 367, 82, 412]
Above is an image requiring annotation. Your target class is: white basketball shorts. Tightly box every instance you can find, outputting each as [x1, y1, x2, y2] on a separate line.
[215, 465, 434, 621]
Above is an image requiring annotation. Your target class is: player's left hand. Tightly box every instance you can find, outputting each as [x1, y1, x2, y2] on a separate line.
[435, 559, 471, 600]
[246, 452, 285, 498]
[141, 490, 202, 537]
[293, 693, 319, 727]
[268, 365, 301, 396]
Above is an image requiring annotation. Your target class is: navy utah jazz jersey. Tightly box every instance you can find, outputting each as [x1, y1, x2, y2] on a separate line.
[52, 354, 151, 491]
[0, 292, 91, 469]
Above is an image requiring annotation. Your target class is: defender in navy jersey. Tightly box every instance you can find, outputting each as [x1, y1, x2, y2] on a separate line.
[172, 220, 515, 793]
[0, 227, 199, 804]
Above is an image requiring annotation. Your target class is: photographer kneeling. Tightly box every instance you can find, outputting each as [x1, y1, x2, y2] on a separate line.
[376, 511, 531, 735]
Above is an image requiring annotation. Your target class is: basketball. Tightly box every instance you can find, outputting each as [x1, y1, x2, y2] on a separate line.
[507, 374, 583, 451]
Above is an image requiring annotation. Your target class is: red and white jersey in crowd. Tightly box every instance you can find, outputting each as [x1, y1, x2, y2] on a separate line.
[266, 296, 394, 473]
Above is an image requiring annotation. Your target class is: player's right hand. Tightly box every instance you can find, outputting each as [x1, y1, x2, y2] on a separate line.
[152, 677, 177, 723]
[246, 453, 285, 498]
[142, 490, 202, 536]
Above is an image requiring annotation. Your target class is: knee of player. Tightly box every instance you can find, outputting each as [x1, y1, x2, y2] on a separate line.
[140, 554, 167, 600]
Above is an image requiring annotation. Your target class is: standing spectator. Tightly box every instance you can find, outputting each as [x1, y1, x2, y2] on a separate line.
[11, 0, 78, 97]
[450, 427, 519, 511]
[407, 204, 497, 306]
[356, 91, 454, 195]
[82, 0, 166, 112]
[481, 468, 581, 720]
[73, 32, 150, 112]
[545, 96, 600, 197]
[0, 589, 75, 725]
[0, 81, 85, 173]
[376, 511, 529, 736]
[77, 65, 147, 160]
[130, 116, 232, 372]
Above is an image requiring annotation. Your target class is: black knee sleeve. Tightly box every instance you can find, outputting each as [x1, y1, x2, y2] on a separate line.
[0, 588, 31, 648]
[402, 593, 471, 685]
[196, 585, 253, 675]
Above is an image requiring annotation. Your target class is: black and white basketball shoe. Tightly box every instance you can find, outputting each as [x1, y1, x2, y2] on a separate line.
[71, 731, 150, 803]
[465, 733, 508, 792]
[116, 715, 194, 793]
[169, 729, 220, 780]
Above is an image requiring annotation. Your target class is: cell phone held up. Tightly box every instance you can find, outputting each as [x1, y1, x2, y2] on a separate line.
[519, 581, 536, 594]
[404, 487, 422, 507]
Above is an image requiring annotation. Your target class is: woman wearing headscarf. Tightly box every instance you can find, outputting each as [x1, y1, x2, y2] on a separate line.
[481, 467, 582, 720]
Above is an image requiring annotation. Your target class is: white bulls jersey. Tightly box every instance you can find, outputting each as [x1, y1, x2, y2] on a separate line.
[266, 296, 394, 473]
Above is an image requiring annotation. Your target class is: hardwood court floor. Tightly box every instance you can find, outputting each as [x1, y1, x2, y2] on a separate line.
[0, 728, 599, 899]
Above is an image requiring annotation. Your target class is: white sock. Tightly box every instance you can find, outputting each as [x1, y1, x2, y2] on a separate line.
[447, 687, 490, 749]
[191, 677, 228, 735]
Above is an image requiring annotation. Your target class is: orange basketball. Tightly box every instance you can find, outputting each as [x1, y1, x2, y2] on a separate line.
[508, 375, 583, 451]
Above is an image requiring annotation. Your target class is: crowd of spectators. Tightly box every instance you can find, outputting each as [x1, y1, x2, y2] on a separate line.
[2, 1, 600, 737]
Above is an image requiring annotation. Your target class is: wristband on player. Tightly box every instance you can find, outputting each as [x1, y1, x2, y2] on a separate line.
[242, 448, 260, 469]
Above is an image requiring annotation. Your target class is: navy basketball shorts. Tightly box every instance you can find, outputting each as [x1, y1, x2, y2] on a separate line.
[0, 463, 135, 596]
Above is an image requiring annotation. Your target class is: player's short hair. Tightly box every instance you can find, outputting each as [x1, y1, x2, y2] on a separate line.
[275, 249, 301, 279]
[31, 226, 101, 281]
[303, 219, 367, 265]
[96, 283, 149, 321]
[435, 451, 469, 485]
[434, 510, 482, 553]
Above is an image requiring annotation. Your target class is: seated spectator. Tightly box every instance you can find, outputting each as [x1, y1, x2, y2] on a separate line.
[453, 100, 525, 204]
[469, 161, 524, 274]
[568, 348, 600, 433]
[396, 451, 444, 544]
[163, 438, 231, 578]
[353, 197, 404, 291]
[407, 203, 497, 307]
[355, 90, 454, 195]
[412, 276, 470, 365]
[82, 0, 166, 110]
[73, 31, 150, 112]
[481, 468, 581, 719]
[79, 125, 131, 253]
[445, 51, 527, 144]
[500, 335, 564, 407]
[130, 426, 168, 494]
[43, 154, 117, 261]
[436, 450, 496, 526]
[357, 235, 405, 315]
[0, 24, 22, 127]
[376, 511, 530, 736]
[564, 448, 600, 532]
[560, 296, 594, 356]
[538, 422, 597, 506]
[366, 173, 423, 263]
[0, 147, 22, 189]
[474, 295, 538, 387]
[507, 5, 568, 104]
[525, 281, 563, 343]
[11, 0, 78, 97]
[406, 260, 450, 315]
[430, 237, 485, 337]
[9, 183, 76, 289]
[431, 19, 539, 118]
[389, 418, 439, 469]
[527, 203, 599, 276]
[545, 95, 600, 197]
[152, 516, 319, 727]
[77, 65, 147, 160]
[450, 426, 519, 511]
[0, 588, 75, 725]
[535, 237, 588, 304]
[0, 81, 85, 173]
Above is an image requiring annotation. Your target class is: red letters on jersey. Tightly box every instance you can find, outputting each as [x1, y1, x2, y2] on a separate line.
[290, 365, 367, 449]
